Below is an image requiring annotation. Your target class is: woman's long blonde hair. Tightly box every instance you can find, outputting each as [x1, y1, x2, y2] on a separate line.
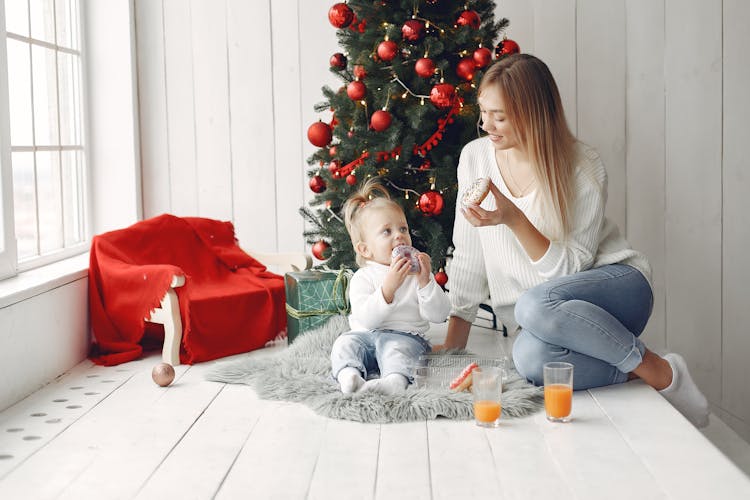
[478, 53, 577, 239]
[342, 177, 402, 267]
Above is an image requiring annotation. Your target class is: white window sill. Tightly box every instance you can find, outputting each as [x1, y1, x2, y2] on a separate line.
[0, 253, 89, 309]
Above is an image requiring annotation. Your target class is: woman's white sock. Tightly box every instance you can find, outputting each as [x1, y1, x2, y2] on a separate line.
[337, 367, 365, 394]
[659, 353, 710, 428]
[360, 373, 408, 395]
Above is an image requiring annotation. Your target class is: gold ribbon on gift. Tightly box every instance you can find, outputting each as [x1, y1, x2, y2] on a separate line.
[285, 267, 351, 319]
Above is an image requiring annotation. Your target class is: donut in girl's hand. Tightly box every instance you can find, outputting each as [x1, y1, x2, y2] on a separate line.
[462, 177, 491, 208]
[391, 245, 420, 273]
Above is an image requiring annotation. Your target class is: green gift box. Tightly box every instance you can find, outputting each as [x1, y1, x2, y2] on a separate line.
[284, 268, 351, 343]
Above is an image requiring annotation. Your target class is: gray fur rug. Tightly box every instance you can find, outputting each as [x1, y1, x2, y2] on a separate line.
[206, 316, 543, 423]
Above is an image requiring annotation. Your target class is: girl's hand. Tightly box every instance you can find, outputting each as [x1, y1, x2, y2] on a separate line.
[461, 181, 521, 228]
[381, 257, 411, 303]
[416, 252, 432, 288]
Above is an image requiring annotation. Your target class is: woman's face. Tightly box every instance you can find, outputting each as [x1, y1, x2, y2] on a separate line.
[478, 85, 520, 151]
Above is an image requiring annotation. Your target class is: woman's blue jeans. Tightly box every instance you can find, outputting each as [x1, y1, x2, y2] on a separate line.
[512, 264, 653, 390]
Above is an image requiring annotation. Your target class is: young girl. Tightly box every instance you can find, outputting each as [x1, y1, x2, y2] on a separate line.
[331, 178, 451, 395]
[441, 53, 710, 427]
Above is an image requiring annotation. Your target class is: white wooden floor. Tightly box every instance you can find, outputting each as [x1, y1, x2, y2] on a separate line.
[1, 320, 750, 500]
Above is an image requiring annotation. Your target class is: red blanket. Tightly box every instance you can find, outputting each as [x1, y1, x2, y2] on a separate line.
[89, 214, 286, 365]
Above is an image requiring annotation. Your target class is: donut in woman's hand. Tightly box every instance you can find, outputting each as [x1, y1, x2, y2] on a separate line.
[391, 245, 420, 273]
[462, 177, 490, 207]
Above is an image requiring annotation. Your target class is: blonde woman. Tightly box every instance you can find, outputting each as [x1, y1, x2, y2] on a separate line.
[331, 179, 451, 395]
[442, 53, 709, 427]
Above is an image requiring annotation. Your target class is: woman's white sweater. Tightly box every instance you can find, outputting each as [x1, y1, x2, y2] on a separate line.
[448, 137, 652, 332]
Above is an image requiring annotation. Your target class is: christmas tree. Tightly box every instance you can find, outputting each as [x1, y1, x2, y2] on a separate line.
[302, 0, 517, 279]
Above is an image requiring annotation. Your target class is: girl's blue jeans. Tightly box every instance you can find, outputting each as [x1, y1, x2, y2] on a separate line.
[330, 329, 431, 382]
[512, 264, 653, 390]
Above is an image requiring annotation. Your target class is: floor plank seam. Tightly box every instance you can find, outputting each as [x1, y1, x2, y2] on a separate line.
[587, 388, 670, 497]
[210, 386, 269, 500]
[304, 418, 328, 500]
[136, 383, 229, 498]
[372, 424, 382, 500]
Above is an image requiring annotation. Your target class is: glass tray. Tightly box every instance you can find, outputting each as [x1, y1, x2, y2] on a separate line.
[412, 354, 510, 390]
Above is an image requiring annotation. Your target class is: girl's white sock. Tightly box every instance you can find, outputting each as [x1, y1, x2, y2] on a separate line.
[659, 353, 710, 428]
[337, 367, 365, 394]
[360, 373, 408, 395]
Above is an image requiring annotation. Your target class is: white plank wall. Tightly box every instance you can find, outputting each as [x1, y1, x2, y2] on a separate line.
[133, 0, 750, 441]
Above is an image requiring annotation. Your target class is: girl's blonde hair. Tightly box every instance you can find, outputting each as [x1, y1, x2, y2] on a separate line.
[479, 53, 577, 239]
[343, 177, 403, 267]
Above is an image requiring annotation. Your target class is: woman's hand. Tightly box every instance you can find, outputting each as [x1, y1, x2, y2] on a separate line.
[416, 252, 432, 288]
[381, 257, 411, 303]
[461, 181, 521, 228]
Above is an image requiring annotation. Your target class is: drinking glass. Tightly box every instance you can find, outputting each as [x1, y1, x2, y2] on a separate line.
[543, 362, 574, 423]
[472, 366, 503, 428]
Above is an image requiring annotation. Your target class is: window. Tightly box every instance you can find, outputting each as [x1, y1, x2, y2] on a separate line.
[0, 0, 87, 278]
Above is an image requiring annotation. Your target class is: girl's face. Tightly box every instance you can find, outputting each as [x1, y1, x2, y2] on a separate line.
[478, 85, 520, 151]
[356, 205, 411, 266]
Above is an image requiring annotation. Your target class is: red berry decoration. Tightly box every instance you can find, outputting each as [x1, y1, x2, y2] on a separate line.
[312, 240, 331, 260]
[429, 83, 456, 109]
[418, 190, 444, 216]
[347, 80, 366, 100]
[377, 40, 399, 62]
[495, 38, 520, 58]
[307, 121, 332, 147]
[346, 173, 357, 186]
[456, 57, 475, 81]
[309, 175, 327, 193]
[353, 65, 367, 80]
[435, 270, 448, 287]
[370, 110, 392, 132]
[328, 3, 354, 29]
[456, 10, 480, 29]
[401, 19, 425, 42]
[330, 52, 347, 69]
[415, 57, 436, 78]
[473, 47, 492, 68]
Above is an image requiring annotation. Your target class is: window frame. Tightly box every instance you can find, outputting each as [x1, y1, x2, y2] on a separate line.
[0, 0, 90, 279]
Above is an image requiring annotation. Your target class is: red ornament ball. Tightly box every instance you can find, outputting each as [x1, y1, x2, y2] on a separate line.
[456, 57, 475, 81]
[370, 110, 392, 132]
[401, 19, 425, 42]
[429, 83, 456, 109]
[415, 57, 436, 78]
[152, 363, 175, 387]
[309, 175, 327, 193]
[347, 80, 366, 100]
[377, 40, 399, 62]
[328, 3, 354, 28]
[346, 174, 357, 186]
[307, 121, 332, 147]
[456, 10, 480, 29]
[353, 65, 367, 80]
[312, 240, 331, 260]
[328, 159, 341, 173]
[473, 47, 492, 68]
[435, 270, 448, 287]
[330, 52, 347, 70]
[495, 38, 520, 58]
[418, 190, 444, 216]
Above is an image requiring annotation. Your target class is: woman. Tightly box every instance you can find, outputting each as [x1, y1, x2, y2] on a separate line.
[441, 53, 709, 427]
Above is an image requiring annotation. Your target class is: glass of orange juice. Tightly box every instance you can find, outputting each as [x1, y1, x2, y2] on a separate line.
[472, 367, 503, 428]
[543, 362, 574, 422]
